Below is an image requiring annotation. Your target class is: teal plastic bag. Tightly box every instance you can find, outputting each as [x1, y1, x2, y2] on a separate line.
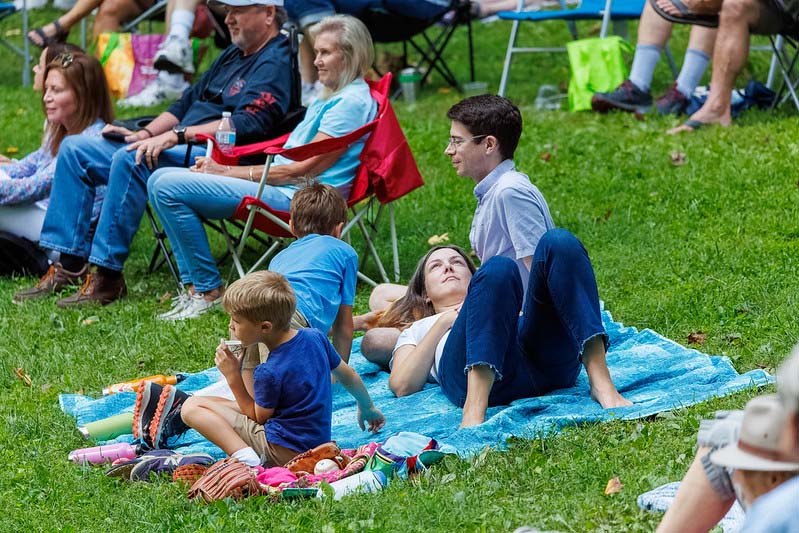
[567, 36, 633, 111]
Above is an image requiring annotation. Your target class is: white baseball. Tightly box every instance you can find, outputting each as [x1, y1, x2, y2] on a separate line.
[314, 459, 341, 475]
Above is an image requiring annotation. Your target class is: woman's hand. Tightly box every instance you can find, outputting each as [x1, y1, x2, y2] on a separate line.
[215, 338, 243, 379]
[190, 156, 229, 176]
[435, 307, 460, 330]
[127, 131, 178, 169]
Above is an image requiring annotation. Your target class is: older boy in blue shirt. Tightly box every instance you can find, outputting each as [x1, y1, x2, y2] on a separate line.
[180, 270, 384, 467]
[240, 183, 358, 393]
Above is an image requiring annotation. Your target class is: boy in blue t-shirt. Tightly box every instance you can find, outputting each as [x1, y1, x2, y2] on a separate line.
[180, 270, 385, 467]
[241, 183, 358, 386]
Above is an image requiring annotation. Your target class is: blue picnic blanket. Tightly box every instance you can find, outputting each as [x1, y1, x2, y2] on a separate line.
[638, 482, 745, 532]
[60, 308, 773, 459]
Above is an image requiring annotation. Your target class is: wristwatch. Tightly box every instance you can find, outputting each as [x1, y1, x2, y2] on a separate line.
[172, 124, 187, 144]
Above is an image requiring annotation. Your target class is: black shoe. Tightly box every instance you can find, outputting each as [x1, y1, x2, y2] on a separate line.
[655, 83, 690, 115]
[132, 382, 190, 449]
[592, 80, 653, 114]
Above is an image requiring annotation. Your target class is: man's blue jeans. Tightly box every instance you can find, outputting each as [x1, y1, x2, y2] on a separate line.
[38, 135, 204, 271]
[437, 229, 608, 408]
[148, 168, 292, 292]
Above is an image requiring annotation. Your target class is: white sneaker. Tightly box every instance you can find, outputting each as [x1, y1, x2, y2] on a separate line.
[168, 293, 222, 321]
[118, 77, 189, 108]
[153, 35, 194, 74]
[157, 292, 191, 320]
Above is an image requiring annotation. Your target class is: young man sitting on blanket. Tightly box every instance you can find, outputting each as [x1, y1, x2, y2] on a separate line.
[357, 95, 631, 428]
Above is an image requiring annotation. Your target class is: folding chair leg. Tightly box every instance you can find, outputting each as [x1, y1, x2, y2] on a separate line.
[357, 217, 389, 284]
[499, 19, 521, 97]
[219, 219, 246, 279]
[145, 205, 184, 292]
[389, 204, 400, 282]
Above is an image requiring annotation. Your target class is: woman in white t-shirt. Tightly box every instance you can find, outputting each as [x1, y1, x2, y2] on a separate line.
[389, 229, 631, 428]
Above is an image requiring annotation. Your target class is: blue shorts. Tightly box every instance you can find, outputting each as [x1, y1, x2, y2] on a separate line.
[285, 0, 451, 28]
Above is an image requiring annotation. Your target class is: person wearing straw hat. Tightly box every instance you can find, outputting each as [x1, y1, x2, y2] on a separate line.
[733, 352, 799, 532]
[710, 396, 799, 511]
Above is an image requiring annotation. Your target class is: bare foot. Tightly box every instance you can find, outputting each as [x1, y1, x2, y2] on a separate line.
[459, 410, 485, 428]
[667, 109, 731, 135]
[591, 386, 633, 409]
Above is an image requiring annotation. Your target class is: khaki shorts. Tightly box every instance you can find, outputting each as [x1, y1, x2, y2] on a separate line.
[230, 410, 300, 467]
[755, 0, 799, 37]
[240, 310, 310, 370]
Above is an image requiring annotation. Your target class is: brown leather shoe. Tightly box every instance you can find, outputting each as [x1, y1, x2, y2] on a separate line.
[13, 262, 88, 303]
[56, 270, 127, 308]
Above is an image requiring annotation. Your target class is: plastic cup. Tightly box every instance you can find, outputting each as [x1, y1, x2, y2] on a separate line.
[399, 68, 422, 104]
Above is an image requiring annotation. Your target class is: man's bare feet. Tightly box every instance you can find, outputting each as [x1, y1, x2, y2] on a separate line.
[667, 109, 731, 134]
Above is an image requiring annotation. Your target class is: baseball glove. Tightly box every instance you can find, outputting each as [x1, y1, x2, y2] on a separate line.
[187, 457, 261, 502]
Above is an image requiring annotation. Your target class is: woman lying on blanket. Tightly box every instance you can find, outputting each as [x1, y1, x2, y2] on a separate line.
[148, 14, 377, 320]
[385, 241, 631, 429]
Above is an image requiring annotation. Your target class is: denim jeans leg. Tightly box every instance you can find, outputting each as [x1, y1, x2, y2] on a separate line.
[39, 136, 122, 258]
[89, 145, 203, 271]
[148, 168, 192, 286]
[517, 228, 607, 393]
[438, 256, 537, 407]
[148, 168, 292, 292]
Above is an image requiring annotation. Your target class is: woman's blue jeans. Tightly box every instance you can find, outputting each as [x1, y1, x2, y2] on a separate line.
[148, 168, 292, 292]
[38, 135, 204, 271]
[437, 228, 608, 408]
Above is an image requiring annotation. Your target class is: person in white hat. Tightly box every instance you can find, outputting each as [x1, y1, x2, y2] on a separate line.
[657, 352, 799, 532]
[734, 351, 799, 532]
[710, 396, 799, 509]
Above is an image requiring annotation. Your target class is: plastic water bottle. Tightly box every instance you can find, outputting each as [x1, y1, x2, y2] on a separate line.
[78, 412, 134, 441]
[69, 442, 141, 465]
[216, 111, 236, 154]
[316, 471, 387, 500]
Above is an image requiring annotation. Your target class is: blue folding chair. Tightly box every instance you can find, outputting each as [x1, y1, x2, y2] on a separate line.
[0, 1, 31, 86]
[497, 0, 676, 97]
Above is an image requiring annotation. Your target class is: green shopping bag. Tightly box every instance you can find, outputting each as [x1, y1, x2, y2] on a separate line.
[566, 36, 633, 111]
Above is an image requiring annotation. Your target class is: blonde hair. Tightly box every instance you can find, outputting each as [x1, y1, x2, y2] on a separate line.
[223, 271, 295, 330]
[310, 14, 374, 98]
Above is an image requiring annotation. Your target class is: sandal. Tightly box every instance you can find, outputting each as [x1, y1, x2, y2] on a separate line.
[649, 0, 719, 28]
[27, 19, 69, 49]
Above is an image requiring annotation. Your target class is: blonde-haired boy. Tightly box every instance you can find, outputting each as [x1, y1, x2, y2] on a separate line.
[180, 270, 384, 467]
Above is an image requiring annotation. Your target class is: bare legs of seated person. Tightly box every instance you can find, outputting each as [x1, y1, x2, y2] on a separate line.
[353, 283, 406, 368]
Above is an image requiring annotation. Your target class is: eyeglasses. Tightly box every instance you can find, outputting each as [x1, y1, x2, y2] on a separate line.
[58, 53, 74, 68]
[446, 134, 487, 149]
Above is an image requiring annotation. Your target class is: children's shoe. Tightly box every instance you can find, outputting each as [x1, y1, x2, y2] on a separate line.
[132, 381, 191, 449]
[591, 79, 653, 114]
[130, 451, 214, 482]
[655, 82, 690, 116]
[153, 35, 195, 74]
[157, 292, 191, 320]
[118, 77, 189, 108]
[167, 293, 222, 321]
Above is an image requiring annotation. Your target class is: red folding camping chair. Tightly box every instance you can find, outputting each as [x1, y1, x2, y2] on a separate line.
[197, 73, 423, 286]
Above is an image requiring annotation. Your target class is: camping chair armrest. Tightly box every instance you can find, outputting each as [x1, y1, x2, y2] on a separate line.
[195, 132, 291, 166]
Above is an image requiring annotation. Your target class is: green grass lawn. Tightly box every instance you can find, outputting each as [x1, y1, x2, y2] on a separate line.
[0, 8, 794, 532]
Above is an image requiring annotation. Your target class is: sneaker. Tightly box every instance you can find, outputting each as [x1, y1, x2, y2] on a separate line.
[118, 77, 190, 108]
[130, 451, 214, 482]
[56, 270, 127, 308]
[157, 291, 191, 320]
[167, 293, 222, 321]
[655, 82, 690, 116]
[105, 449, 174, 479]
[14, 0, 47, 9]
[153, 35, 195, 74]
[132, 381, 191, 449]
[591, 79, 653, 114]
[13, 262, 88, 303]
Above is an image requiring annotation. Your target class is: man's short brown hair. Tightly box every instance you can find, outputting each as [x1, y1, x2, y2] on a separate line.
[290, 183, 347, 237]
[223, 271, 295, 330]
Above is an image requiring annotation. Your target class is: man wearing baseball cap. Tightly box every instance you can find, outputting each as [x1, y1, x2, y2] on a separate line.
[15, 0, 300, 307]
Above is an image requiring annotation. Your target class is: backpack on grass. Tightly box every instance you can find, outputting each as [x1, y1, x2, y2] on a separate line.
[0, 231, 48, 277]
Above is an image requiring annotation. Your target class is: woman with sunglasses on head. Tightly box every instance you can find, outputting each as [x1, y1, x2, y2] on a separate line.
[148, 14, 378, 320]
[0, 51, 113, 269]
